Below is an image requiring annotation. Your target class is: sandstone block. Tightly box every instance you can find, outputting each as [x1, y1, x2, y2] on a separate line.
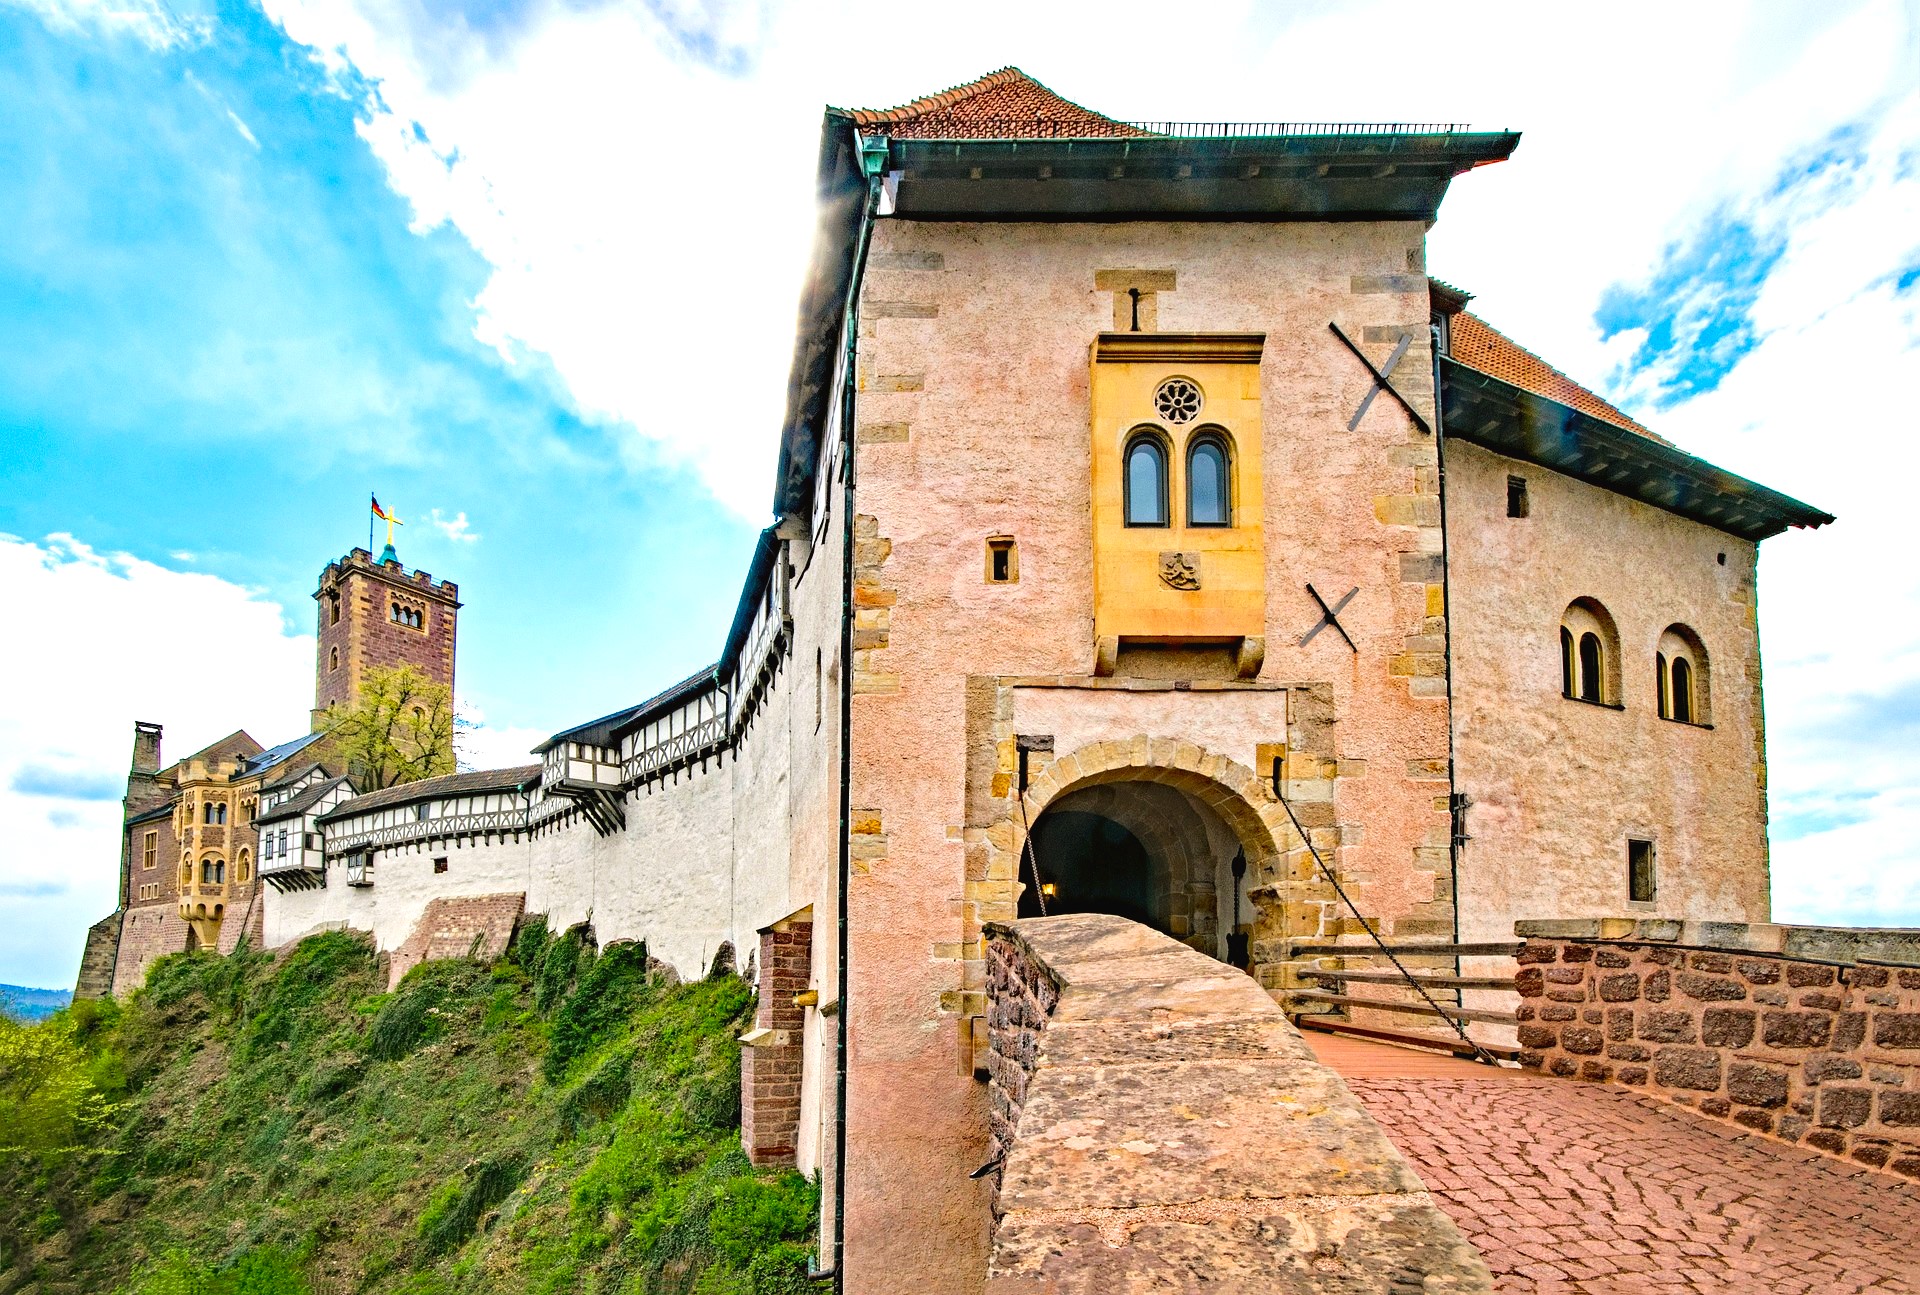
[1818, 1087, 1872, 1129]
[1764, 1011, 1834, 1050]
[1727, 1061, 1789, 1108]
[1700, 1008, 1756, 1049]
[1654, 1047, 1722, 1091]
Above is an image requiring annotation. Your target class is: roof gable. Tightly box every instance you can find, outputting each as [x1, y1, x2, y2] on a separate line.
[843, 67, 1147, 140]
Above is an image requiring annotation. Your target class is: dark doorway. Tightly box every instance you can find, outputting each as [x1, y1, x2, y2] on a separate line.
[1017, 809, 1156, 927]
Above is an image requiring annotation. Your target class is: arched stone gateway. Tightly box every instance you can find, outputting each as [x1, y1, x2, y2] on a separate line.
[987, 737, 1331, 986]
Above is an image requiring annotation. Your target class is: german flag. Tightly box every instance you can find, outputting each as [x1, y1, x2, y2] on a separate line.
[371, 495, 390, 521]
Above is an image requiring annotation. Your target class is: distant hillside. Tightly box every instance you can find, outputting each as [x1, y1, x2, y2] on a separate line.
[0, 926, 816, 1294]
[0, 984, 70, 1022]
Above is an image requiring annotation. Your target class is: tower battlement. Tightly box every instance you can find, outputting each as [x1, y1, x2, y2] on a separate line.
[312, 546, 460, 724]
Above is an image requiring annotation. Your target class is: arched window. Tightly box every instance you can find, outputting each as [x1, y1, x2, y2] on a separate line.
[1186, 432, 1230, 526]
[214, 803, 227, 825]
[214, 860, 225, 884]
[1657, 625, 1710, 724]
[1559, 599, 1619, 705]
[1671, 657, 1694, 723]
[329, 646, 339, 672]
[1124, 431, 1169, 527]
[328, 593, 340, 626]
[200, 858, 212, 885]
[237, 850, 251, 883]
[1578, 634, 1603, 703]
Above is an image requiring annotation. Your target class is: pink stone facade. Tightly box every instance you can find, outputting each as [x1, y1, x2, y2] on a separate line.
[843, 221, 1462, 1291]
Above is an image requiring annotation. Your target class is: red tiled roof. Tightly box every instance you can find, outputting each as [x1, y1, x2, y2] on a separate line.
[842, 67, 1149, 140]
[1447, 309, 1664, 444]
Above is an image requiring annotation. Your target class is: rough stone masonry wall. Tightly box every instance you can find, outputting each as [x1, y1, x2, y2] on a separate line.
[982, 913, 1490, 1292]
[1513, 919, 1920, 1179]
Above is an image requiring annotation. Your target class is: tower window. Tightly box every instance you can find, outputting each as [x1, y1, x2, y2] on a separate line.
[142, 831, 156, 869]
[329, 593, 341, 625]
[329, 646, 339, 672]
[1577, 634, 1603, 703]
[1628, 839, 1656, 902]
[1507, 475, 1529, 518]
[1657, 625, 1709, 724]
[1187, 432, 1230, 527]
[1124, 431, 1169, 527]
[985, 536, 1017, 583]
[1559, 599, 1619, 706]
[433, 857, 448, 874]
[214, 803, 226, 826]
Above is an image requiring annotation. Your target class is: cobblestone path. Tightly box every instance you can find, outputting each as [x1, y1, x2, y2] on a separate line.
[1308, 1033, 1920, 1293]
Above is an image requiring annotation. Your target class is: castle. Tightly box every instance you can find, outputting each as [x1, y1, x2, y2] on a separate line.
[79, 70, 1833, 1293]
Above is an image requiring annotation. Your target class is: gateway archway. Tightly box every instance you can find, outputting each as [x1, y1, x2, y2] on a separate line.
[1018, 780, 1247, 960]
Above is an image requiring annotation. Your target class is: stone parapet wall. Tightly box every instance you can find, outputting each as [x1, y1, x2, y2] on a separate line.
[384, 893, 525, 989]
[1513, 918, 1920, 1179]
[982, 913, 1490, 1292]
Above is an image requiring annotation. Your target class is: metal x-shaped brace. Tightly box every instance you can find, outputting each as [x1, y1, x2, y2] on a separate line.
[1329, 322, 1432, 435]
[1299, 583, 1358, 651]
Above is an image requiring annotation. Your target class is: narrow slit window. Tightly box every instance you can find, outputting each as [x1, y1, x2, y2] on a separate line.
[1657, 653, 1670, 718]
[1628, 839, 1656, 902]
[1124, 433, 1168, 527]
[1507, 475, 1529, 518]
[1187, 435, 1229, 526]
[985, 536, 1017, 583]
[1560, 627, 1575, 698]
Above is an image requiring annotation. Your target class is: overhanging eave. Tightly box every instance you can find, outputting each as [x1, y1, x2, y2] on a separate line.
[1441, 359, 1834, 542]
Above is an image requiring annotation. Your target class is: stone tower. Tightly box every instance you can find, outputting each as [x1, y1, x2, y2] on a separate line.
[312, 548, 460, 726]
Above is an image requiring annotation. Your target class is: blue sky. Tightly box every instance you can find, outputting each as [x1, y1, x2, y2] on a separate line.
[1, 0, 1916, 985]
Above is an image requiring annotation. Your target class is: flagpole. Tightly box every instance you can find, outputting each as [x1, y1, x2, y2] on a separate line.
[368, 493, 375, 556]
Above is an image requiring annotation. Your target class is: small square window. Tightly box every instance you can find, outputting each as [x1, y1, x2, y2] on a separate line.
[985, 536, 1017, 584]
[1628, 839, 1656, 902]
[1507, 475, 1530, 518]
[433, 857, 448, 874]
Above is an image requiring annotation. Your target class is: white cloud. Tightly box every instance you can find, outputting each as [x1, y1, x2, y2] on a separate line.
[0, 534, 312, 986]
[6, 0, 211, 50]
[428, 508, 479, 543]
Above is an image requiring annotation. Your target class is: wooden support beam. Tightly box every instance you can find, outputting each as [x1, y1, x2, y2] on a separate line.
[1286, 988, 1518, 1026]
[1286, 940, 1524, 958]
[1304, 970, 1517, 990]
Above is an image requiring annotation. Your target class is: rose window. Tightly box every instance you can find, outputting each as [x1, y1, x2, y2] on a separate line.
[1153, 378, 1202, 424]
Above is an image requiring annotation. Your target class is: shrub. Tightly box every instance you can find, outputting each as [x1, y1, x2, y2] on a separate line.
[418, 1152, 526, 1255]
[545, 943, 653, 1083]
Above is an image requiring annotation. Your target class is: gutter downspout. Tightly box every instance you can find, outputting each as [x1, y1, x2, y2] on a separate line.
[1431, 322, 1465, 971]
[829, 129, 888, 1293]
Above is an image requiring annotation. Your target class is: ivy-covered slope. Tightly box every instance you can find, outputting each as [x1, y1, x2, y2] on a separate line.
[0, 924, 816, 1295]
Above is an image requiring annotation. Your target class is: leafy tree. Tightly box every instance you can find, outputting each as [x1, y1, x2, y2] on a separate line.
[319, 664, 455, 790]
[0, 1015, 115, 1163]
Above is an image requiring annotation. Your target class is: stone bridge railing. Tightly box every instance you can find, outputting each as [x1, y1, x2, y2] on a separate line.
[982, 914, 1490, 1293]
[1513, 918, 1920, 1179]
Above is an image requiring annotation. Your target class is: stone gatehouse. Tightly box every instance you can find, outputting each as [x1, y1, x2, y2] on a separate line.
[84, 69, 1833, 1294]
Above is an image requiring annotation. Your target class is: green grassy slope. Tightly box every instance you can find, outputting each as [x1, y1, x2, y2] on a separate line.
[0, 923, 817, 1295]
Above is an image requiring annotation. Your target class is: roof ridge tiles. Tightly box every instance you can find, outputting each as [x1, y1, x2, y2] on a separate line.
[840, 66, 1149, 140]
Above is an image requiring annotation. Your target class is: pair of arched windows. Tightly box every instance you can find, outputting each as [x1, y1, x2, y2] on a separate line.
[199, 857, 225, 885]
[1125, 429, 1232, 528]
[201, 802, 227, 825]
[1558, 600, 1709, 723]
[391, 602, 423, 628]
